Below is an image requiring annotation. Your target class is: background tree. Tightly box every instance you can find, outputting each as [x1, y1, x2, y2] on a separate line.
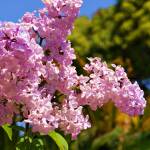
[69, 0, 150, 149]
[70, 0, 150, 80]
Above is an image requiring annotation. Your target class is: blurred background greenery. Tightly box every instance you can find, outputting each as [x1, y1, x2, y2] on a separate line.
[68, 0, 150, 149]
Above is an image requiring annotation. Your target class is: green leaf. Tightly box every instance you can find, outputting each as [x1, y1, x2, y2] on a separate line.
[48, 131, 68, 150]
[12, 125, 25, 132]
[2, 124, 12, 141]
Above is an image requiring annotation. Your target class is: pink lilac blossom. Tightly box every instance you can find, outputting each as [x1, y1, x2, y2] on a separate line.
[0, 0, 146, 139]
[78, 58, 146, 115]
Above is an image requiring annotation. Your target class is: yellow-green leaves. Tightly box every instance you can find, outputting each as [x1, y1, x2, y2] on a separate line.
[2, 124, 12, 141]
[49, 131, 68, 150]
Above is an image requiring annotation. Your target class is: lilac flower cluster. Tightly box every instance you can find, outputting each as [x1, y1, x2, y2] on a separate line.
[0, 0, 146, 139]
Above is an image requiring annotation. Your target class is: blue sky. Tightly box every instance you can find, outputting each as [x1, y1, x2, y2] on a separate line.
[0, 0, 116, 22]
